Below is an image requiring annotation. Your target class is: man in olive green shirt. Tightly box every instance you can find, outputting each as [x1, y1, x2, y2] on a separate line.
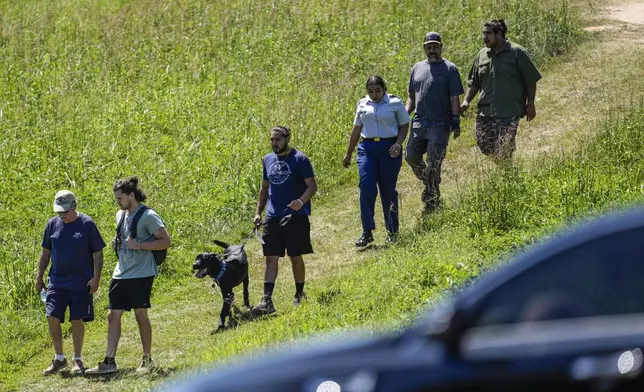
[460, 19, 542, 162]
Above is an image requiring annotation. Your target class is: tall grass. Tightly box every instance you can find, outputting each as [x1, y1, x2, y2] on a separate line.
[423, 109, 644, 246]
[0, 0, 582, 384]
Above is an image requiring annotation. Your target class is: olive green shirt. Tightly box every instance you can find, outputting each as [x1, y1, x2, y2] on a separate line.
[467, 41, 542, 118]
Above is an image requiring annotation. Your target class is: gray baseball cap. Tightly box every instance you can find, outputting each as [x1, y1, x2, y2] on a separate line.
[53, 190, 76, 212]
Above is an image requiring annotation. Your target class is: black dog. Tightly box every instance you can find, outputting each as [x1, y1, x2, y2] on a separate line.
[193, 239, 251, 332]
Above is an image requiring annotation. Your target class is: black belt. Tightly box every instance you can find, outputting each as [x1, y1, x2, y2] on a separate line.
[360, 137, 397, 142]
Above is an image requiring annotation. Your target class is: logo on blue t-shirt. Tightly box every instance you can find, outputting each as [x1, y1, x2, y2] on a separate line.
[73, 232, 82, 239]
[267, 161, 291, 184]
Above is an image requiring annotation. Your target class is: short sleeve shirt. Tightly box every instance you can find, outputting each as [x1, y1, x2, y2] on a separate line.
[408, 58, 464, 127]
[353, 93, 410, 138]
[467, 41, 542, 118]
[113, 205, 164, 279]
[262, 149, 315, 218]
[41, 213, 106, 291]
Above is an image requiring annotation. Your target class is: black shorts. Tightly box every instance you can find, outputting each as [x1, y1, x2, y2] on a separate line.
[262, 215, 313, 257]
[108, 276, 154, 311]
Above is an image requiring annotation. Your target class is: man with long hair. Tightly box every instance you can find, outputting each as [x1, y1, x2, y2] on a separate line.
[86, 176, 171, 375]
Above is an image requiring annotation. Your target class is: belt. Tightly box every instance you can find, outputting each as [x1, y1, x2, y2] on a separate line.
[360, 137, 397, 142]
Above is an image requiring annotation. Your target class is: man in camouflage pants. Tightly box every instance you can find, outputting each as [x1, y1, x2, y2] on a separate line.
[461, 19, 542, 163]
[405, 32, 464, 214]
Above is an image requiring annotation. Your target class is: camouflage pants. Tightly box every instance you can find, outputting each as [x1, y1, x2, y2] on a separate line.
[405, 126, 449, 210]
[475, 116, 520, 160]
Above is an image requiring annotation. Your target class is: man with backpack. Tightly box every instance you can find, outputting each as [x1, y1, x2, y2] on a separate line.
[86, 176, 171, 375]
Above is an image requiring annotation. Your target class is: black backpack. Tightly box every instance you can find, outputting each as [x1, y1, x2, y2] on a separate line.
[116, 205, 167, 266]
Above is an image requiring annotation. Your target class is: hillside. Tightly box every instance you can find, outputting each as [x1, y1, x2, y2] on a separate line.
[2, 0, 644, 391]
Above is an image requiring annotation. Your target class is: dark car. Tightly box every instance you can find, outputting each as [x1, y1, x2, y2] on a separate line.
[164, 207, 644, 392]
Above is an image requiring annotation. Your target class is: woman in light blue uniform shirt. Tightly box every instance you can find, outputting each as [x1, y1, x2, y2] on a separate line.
[343, 76, 410, 246]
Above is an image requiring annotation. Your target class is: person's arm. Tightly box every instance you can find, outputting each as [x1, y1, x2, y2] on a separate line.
[525, 82, 537, 121]
[253, 180, 269, 225]
[460, 86, 478, 114]
[288, 177, 317, 211]
[87, 250, 104, 294]
[516, 48, 541, 121]
[450, 96, 462, 139]
[461, 58, 480, 114]
[343, 125, 362, 168]
[405, 95, 415, 115]
[35, 248, 51, 292]
[141, 227, 171, 250]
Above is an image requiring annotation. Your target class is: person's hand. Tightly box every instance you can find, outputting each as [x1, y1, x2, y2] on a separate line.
[287, 199, 304, 211]
[35, 276, 45, 292]
[342, 154, 351, 168]
[525, 102, 536, 121]
[87, 276, 100, 294]
[253, 214, 262, 226]
[126, 237, 139, 250]
[389, 143, 402, 158]
[460, 100, 469, 115]
[450, 115, 461, 139]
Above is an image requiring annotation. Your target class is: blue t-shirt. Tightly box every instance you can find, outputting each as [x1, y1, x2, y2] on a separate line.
[408, 58, 464, 127]
[262, 148, 315, 218]
[41, 213, 106, 291]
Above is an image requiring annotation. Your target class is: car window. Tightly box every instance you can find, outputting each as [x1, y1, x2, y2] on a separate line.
[473, 227, 644, 327]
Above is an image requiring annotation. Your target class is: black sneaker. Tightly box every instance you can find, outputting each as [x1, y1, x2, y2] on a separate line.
[293, 292, 307, 307]
[43, 358, 68, 376]
[355, 231, 374, 247]
[252, 295, 276, 316]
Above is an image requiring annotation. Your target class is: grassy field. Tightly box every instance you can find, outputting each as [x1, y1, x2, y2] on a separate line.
[5, 0, 644, 390]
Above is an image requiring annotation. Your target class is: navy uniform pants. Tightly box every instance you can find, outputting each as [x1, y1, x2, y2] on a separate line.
[356, 138, 402, 233]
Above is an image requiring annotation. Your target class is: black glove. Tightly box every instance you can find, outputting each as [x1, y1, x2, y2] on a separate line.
[450, 115, 461, 131]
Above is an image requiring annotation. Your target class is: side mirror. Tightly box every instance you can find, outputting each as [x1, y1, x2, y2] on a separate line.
[422, 301, 473, 354]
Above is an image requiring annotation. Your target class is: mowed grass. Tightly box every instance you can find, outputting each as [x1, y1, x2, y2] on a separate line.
[0, 0, 602, 390]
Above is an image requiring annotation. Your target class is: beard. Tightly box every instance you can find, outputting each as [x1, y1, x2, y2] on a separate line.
[273, 144, 289, 154]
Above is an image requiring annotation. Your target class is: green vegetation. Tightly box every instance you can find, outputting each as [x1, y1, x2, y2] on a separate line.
[5, 0, 635, 390]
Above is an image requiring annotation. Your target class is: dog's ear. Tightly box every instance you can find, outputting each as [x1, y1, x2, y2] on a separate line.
[213, 239, 230, 249]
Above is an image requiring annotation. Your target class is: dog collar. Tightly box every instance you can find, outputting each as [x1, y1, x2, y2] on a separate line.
[215, 261, 227, 282]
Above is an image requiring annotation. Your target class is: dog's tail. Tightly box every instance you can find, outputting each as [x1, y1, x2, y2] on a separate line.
[213, 239, 230, 249]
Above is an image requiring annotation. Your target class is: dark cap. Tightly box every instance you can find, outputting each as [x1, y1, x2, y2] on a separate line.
[423, 32, 442, 45]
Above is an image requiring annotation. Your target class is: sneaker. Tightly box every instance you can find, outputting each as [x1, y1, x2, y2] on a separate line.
[85, 360, 118, 375]
[293, 292, 307, 307]
[71, 359, 86, 374]
[252, 295, 276, 316]
[355, 231, 374, 247]
[136, 356, 156, 373]
[43, 358, 68, 376]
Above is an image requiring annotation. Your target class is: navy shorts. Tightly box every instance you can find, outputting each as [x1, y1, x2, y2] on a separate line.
[45, 287, 94, 323]
[262, 215, 313, 257]
[108, 276, 155, 311]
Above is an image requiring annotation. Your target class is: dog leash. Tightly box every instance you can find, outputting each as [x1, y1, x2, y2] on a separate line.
[241, 225, 264, 247]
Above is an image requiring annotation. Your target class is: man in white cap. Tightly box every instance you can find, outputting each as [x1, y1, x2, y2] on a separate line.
[36, 190, 106, 375]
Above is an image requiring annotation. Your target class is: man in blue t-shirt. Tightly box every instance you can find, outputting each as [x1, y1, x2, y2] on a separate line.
[36, 190, 106, 375]
[406, 32, 464, 214]
[252, 126, 317, 315]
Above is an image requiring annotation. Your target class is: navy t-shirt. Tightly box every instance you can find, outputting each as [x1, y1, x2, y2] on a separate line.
[408, 59, 464, 127]
[41, 213, 106, 291]
[262, 149, 315, 218]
